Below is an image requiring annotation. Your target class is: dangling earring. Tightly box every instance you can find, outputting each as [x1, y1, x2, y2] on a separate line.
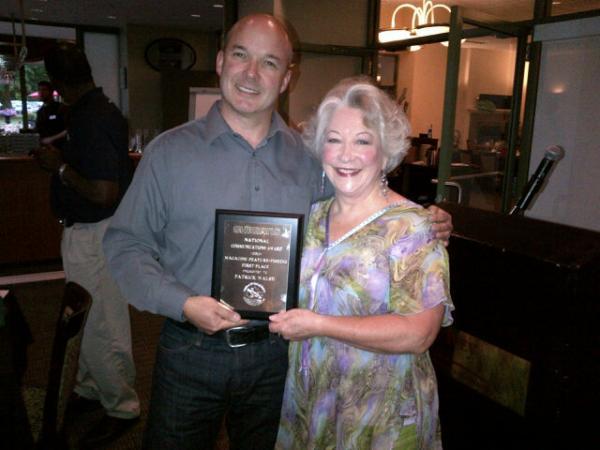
[380, 170, 389, 198]
[320, 170, 326, 195]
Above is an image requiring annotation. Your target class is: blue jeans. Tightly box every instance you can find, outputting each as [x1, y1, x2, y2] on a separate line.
[143, 319, 289, 450]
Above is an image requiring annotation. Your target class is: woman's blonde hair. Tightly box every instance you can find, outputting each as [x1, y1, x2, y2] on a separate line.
[303, 76, 411, 173]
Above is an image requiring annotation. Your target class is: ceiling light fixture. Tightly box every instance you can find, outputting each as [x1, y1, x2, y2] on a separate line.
[378, 0, 451, 45]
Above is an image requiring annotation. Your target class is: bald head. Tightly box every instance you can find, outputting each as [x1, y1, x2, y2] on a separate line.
[225, 14, 293, 66]
[216, 12, 295, 139]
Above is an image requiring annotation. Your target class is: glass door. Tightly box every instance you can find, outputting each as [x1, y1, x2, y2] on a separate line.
[437, 7, 528, 213]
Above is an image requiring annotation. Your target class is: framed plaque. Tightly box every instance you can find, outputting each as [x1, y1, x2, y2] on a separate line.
[211, 210, 303, 320]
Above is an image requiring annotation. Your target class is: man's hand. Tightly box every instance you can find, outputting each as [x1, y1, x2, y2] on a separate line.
[182, 295, 248, 334]
[31, 144, 63, 173]
[427, 205, 453, 246]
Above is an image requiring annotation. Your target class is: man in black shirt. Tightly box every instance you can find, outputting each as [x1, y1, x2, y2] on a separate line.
[32, 44, 139, 448]
[34, 80, 67, 147]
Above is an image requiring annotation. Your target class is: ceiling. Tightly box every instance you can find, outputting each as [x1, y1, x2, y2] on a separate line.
[3, 0, 226, 31]
[2, 0, 600, 33]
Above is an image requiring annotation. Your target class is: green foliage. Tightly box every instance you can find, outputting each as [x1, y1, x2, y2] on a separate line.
[10, 63, 48, 98]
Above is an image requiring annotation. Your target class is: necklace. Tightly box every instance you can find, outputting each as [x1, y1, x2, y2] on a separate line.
[324, 200, 404, 249]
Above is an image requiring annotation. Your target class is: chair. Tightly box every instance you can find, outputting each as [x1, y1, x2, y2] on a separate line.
[411, 136, 438, 165]
[22, 282, 92, 449]
[1, 290, 34, 448]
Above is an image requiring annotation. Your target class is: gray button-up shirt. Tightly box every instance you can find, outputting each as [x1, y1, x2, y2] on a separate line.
[103, 102, 329, 321]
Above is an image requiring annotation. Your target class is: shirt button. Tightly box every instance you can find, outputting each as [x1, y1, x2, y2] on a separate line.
[255, 186, 260, 191]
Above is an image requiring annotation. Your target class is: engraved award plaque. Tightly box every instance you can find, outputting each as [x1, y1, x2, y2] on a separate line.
[211, 210, 303, 320]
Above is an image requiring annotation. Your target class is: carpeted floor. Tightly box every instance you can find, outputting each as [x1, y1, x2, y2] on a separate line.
[12, 276, 231, 450]
[13, 278, 163, 449]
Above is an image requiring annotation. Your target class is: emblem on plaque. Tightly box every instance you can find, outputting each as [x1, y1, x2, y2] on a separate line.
[242, 282, 267, 306]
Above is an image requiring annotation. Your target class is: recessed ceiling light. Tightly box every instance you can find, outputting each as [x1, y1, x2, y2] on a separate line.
[552, 1, 562, 4]
[213, 4, 224, 8]
[107, 15, 117, 20]
[191, 14, 202, 18]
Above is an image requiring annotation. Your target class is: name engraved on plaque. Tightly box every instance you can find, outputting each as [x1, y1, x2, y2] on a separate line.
[221, 221, 292, 313]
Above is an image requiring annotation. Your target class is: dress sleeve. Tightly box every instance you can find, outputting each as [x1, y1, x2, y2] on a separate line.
[388, 213, 454, 327]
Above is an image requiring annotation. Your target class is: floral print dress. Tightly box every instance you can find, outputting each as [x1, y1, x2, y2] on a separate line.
[276, 198, 454, 450]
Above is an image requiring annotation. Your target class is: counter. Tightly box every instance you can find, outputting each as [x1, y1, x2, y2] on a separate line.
[0, 155, 62, 265]
[0, 153, 143, 266]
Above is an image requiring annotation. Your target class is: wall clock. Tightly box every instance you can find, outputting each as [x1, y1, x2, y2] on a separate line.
[145, 38, 196, 71]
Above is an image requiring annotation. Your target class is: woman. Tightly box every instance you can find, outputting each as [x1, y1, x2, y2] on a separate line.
[269, 77, 454, 449]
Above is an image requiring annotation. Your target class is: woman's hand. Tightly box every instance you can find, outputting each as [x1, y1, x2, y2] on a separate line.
[269, 309, 321, 341]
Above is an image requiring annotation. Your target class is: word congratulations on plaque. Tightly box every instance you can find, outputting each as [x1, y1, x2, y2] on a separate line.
[211, 210, 303, 320]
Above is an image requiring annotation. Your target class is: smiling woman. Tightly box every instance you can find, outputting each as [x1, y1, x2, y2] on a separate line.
[271, 77, 453, 450]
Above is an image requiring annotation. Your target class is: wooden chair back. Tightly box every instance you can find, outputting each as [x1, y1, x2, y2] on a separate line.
[33, 281, 92, 448]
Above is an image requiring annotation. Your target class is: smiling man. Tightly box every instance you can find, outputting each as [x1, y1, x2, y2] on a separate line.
[104, 13, 452, 450]
[104, 15, 324, 450]
[216, 18, 293, 143]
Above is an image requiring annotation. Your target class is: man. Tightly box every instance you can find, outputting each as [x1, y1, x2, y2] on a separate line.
[104, 14, 452, 450]
[32, 44, 140, 448]
[34, 80, 67, 147]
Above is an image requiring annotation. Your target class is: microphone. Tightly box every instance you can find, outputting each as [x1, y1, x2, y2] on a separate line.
[510, 145, 565, 215]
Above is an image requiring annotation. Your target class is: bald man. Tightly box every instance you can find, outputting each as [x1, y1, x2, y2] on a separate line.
[104, 14, 452, 449]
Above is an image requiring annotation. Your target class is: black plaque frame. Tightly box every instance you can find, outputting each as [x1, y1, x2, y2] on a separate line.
[211, 210, 303, 320]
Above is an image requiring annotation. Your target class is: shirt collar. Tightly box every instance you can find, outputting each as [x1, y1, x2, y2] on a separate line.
[204, 100, 296, 146]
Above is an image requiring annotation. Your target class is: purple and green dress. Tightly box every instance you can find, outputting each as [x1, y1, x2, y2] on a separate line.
[276, 197, 454, 450]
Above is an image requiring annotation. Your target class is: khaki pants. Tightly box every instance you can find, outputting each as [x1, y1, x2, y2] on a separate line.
[62, 217, 140, 418]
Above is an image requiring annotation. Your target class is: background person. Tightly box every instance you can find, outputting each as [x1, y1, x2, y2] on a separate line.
[34, 80, 67, 146]
[270, 77, 454, 449]
[32, 43, 140, 448]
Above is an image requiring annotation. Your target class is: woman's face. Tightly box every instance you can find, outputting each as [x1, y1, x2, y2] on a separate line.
[322, 106, 385, 201]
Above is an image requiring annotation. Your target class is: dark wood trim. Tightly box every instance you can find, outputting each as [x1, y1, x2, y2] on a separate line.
[364, 0, 380, 76]
[534, 7, 600, 24]
[515, 0, 551, 199]
[297, 42, 375, 57]
[223, 0, 238, 37]
[501, 33, 528, 213]
[0, 17, 119, 35]
[437, 6, 463, 203]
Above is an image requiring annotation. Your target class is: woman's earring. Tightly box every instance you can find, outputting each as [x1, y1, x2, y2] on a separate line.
[380, 171, 389, 198]
[320, 170, 326, 195]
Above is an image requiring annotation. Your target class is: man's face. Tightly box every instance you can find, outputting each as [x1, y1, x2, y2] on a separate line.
[216, 16, 292, 123]
[39, 85, 53, 103]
